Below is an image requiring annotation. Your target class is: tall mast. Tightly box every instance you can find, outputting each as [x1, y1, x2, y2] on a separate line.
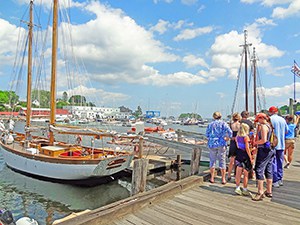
[252, 47, 258, 115]
[49, 0, 58, 145]
[240, 30, 252, 112]
[26, 0, 34, 139]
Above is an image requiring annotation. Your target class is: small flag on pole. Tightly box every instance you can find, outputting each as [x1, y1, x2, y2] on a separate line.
[291, 60, 300, 78]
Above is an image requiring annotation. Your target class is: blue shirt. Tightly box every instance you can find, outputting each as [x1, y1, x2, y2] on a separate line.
[285, 123, 296, 139]
[206, 119, 232, 148]
[270, 114, 288, 150]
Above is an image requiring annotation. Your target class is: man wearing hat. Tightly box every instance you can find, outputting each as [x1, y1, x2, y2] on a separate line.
[269, 106, 288, 187]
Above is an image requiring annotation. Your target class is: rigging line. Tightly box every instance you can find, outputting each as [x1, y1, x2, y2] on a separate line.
[59, 8, 73, 93]
[231, 49, 245, 114]
[10, 27, 28, 102]
[59, 3, 77, 98]
[36, 5, 52, 96]
[256, 68, 266, 110]
[9, 21, 25, 97]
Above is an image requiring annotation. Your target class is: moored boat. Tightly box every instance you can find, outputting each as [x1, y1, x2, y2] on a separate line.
[0, 0, 135, 183]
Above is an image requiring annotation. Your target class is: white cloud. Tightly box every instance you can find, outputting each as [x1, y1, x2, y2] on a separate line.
[57, 85, 130, 105]
[182, 55, 208, 68]
[258, 82, 300, 98]
[153, 0, 173, 4]
[150, 19, 170, 34]
[241, 0, 292, 7]
[181, 0, 198, 6]
[17, 0, 84, 9]
[272, 0, 300, 19]
[207, 18, 284, 81]
[174, 26, 214, 41]
[240, 0, 299, 19]
[0, 19, 22, 66]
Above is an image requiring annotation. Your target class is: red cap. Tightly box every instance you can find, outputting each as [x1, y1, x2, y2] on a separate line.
[254, 113, 267, 122]
[269, 106, 278, 113]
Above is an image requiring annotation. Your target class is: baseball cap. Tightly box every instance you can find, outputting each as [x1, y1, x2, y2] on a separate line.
[269, 106, 278, 113]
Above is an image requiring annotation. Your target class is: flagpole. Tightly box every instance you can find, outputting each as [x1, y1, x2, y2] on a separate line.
[294, 61, 296, 101]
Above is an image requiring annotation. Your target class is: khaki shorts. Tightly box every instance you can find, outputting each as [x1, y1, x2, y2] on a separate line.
[285, 139, 295, 149]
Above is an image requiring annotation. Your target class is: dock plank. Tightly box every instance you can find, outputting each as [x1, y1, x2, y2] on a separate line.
[55, 140, 300, 225]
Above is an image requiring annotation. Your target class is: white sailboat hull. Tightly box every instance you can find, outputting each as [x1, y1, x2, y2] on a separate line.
[0, 143, 133, 181]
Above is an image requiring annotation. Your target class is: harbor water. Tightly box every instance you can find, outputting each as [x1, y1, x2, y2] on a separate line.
[0, 121, 208, 224]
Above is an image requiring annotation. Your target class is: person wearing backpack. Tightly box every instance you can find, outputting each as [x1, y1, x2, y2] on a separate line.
[252, 113, 275, 201]
[269, 106, 288, 188]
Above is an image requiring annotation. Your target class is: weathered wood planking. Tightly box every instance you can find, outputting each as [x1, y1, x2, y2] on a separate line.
[54, 141, 300, 225]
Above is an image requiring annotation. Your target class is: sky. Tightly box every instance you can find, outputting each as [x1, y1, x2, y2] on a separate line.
[1, 0, 300, 118]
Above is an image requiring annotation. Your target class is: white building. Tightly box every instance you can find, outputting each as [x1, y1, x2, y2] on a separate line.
[63, 106, 121, 120]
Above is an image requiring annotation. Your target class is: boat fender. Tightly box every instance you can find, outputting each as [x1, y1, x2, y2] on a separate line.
[6, 134, 14, 145]
[16, 217, 38, 225]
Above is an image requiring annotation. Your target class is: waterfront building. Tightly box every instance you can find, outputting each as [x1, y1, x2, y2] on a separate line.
[63, 106, 123, 120]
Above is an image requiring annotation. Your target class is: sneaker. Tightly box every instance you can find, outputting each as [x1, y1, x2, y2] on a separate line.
[278, 180, 283, 186]
[273, 182, 280, 188]
[284, 163, 290, 169]
[242, 189, 251, 196]
[235, 187, 242, 195]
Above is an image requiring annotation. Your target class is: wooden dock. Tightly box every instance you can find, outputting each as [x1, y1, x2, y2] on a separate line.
[54, 144, 300, 225]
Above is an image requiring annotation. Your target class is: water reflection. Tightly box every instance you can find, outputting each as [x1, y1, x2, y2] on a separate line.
[0, 151, 133, 224]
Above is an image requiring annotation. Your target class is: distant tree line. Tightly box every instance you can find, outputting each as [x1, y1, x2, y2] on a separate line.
[0, 90, 96, 111]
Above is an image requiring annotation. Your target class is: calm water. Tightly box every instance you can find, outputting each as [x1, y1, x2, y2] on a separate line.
[0, 121, 207, 225]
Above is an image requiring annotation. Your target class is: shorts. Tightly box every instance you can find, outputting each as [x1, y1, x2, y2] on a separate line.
[255, 147, 275, 180]
[235, 149, 252, 171]
[209, 146, 226, 169]
[285, 139, 295, 149]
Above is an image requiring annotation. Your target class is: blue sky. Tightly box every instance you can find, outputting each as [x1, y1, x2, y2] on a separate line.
[0, 0, 300, 118]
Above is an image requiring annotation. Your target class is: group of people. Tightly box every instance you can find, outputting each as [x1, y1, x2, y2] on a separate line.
[205, 107, 298, 201]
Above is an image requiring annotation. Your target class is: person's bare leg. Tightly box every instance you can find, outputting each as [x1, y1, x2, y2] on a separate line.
[221, 168, 226, 183]
[227, 157, 235, 179]
[235, 167, 242, 186]
[210, 167, 215, 182]
[266, 178, 272, 194]
[243, 170, 249, 189]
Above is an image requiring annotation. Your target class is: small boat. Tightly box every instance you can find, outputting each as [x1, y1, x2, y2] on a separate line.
[130, 126, 165, 133]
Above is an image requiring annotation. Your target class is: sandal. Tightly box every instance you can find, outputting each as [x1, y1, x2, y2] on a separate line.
[264, 191, 273, 198]
[252, 193, 264, 201]
[209, 180, 214, 184]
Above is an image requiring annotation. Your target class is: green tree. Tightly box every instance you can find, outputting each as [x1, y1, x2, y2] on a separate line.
[57, 101, 68, 109]
[179, 113, 202, 120]
[69, 95, 87, 105]
[133, 105, 142, 118]
[0, 91, 20, 111]
[62, 91, 68, 102]
[32, 90, 50, 108]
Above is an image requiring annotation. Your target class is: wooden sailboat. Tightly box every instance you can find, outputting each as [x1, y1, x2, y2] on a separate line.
[0, 0, 134, 183]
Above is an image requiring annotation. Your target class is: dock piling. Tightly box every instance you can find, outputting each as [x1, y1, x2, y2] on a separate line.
[131, 158, 149, 196]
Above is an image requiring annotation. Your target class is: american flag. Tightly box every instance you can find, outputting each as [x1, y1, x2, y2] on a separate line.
[291, 60, 300, 78]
